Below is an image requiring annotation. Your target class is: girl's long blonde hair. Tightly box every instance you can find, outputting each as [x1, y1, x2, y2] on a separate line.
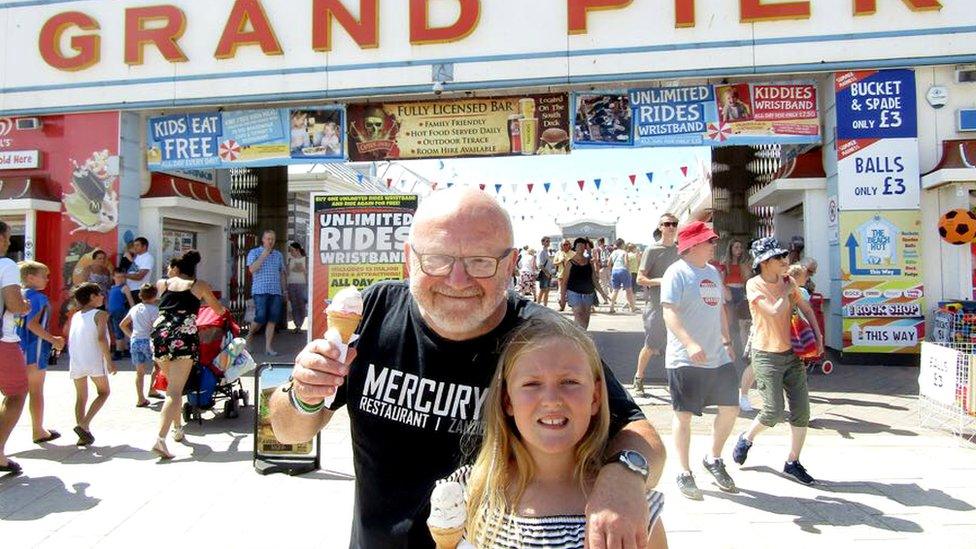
[464, 316, 611, 546]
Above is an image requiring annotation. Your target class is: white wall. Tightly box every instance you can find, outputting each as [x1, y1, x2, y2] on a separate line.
[916, 67, 976, 172]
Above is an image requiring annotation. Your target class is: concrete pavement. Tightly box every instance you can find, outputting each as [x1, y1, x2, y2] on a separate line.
[1, 308, 975, 548]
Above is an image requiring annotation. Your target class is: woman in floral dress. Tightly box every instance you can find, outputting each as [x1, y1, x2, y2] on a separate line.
[150, 250, 226, 459]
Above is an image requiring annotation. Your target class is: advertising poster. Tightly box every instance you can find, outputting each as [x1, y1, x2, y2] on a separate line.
[840, 210, 923, 316]
[836, 138, 920, 210]
[309, 194, 418, 339]
[835, 69, 918, 140]
[347, 94, 570, 161]
[629, 82, 820, 147]
[843, 317, 925, 354]
[572, 93, 633, 147]
[147, 107, 345, 170]
[256, 365, 313, 456]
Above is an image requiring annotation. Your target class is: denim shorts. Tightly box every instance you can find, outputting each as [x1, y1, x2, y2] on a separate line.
[253, 293, 284, 325]
[567, 290, 595, 308]
[109, 311, 127, 340]
[130, 338, 153, 366]
[611, 268, 633, 290]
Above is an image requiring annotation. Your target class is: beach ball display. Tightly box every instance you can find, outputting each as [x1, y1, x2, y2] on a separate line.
[938, 209, 976, 245]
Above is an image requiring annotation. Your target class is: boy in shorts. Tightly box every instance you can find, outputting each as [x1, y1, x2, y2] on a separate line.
[662, 221, 739, 500]
[107, 268, 134, 361]
[120, 284, 160, 407]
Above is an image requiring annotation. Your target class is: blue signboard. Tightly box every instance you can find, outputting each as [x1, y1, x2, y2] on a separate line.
[630, 85, 716, 147]
[835, 69, 917, 140]
[958, 108, 976, 132]
[147, 107, 345, 171]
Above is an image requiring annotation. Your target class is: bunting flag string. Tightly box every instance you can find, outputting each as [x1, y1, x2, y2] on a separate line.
[495, 184, 503, 194]
[646, 172, 654, 185]
[544, 183, 551, 193]
[527, 183, 534, 194]
[594, 178, 601, 191]
[386, 178, 393, 188]
[577, 180, 585, 191]
[680, 166, 688, 176]
[629, 174, 636, 186]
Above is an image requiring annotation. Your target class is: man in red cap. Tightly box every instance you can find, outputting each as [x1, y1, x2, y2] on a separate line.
[660, 221, 739, 500]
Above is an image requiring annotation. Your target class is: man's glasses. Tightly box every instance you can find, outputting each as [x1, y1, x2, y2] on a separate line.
[660, 222, 678, 228]
[414, 249, 514, 278]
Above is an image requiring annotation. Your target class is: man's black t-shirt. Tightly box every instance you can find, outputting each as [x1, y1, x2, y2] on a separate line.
[330, 281, 645, 548]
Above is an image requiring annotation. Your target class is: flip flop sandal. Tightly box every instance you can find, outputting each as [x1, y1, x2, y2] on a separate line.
[152, 438, 174, 460]
[0, 459, 22, 473]
[73, 426, 95, 446]
[33, 430, 61, 444]
[136, 400, 151, 408]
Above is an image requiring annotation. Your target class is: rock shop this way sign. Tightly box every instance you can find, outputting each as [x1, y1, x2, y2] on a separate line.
[0, 0, 968, 115]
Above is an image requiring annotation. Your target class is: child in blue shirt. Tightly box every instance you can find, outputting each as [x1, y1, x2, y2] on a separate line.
[17, 261, 65, 444]
[107, 267, 134, 361]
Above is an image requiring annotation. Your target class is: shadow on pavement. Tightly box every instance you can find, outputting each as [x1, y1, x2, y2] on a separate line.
[814, 480, 975, 511]
[0, 477, 99, 520]
[706, 486, 924, 535]
[809, 395, 909, 411]
[177, 434, 253, 463]
[13, 444, 157, 464]
[808, 412, 918, 439]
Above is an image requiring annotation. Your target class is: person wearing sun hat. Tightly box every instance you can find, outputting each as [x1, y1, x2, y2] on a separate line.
[660, 220, 739, 500]
[732, 236, 823, 486]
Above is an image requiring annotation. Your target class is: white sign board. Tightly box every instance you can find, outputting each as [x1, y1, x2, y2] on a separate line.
[837, 138, 920, 210]
[827, 194, 839, 244]
[0, 150, 39, 170]
[919, 342, 959, 407]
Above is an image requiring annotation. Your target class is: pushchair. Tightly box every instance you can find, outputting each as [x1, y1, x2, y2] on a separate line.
[803, 293, 834, 375]
[182, 306, 252, 424]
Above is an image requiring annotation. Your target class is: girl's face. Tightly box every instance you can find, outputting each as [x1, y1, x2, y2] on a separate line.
[731, 241, 743, 258]
[89, 292, 104, 307]
[167, 264, 178, 277]
[504, 339, 600, 457]
[764, 254, 790, 277]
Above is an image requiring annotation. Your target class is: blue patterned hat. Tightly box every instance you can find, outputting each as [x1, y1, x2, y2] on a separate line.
[750, 237, 789, 269]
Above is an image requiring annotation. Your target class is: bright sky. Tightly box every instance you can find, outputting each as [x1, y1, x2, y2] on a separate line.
[392, 147, 711, 246]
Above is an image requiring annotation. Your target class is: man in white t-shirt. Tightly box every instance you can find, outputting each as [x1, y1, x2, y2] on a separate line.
[0, 221, 31, 474]
[661, 221, 738, 501]
[125, 237, 155, 303]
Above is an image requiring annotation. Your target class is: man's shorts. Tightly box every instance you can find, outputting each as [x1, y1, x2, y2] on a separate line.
[0, 341, 28, 397]
[108, 311, 127, 340]
[253, 293, 284, 325]
[667, 363, 738, 416]
[130, 338, 153, 366]
[642, 304, 667, 350]
[538, 274, 554, 290]
[611, 268, 633, 290]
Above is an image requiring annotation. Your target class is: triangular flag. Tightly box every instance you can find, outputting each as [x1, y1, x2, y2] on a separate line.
[479, 184, 486, 191]
[447, 182, 454, 188]
[495, 184, 503, 194]
[431, 182, 438, 191]
[577, 180, 585, 191]
[680, 166, 688, 177]
[386, 178, 393, 188]
[357, 174, 365, 186]
[646, 172, 654, 185]
[594, 178, 602, 190]
[629, 174, 636, 186]
[527, 183, 534, 194]
[544, 183, 551, 193]
[561, 182, 569, 193]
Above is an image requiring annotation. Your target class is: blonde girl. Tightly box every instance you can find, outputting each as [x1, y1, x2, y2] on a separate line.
[431, 317, 666, 549]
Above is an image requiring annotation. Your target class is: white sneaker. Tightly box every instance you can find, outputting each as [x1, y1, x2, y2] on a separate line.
[738, 395, 754, 412]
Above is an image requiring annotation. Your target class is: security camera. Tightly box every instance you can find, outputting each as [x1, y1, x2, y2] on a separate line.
[432, 81, 445, 96]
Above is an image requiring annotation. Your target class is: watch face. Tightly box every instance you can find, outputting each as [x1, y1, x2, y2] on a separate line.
[624, 450, 648, 469]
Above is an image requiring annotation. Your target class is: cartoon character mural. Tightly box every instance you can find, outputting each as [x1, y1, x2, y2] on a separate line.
[63, 150, 120, 234]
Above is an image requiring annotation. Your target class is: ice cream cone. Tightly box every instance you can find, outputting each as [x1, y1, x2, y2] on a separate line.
[326, 311, 361, 342]
[429, 525, 464, 549]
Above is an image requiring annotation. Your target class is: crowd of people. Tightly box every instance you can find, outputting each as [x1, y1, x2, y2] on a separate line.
[0, 186, 827, 548]
[0, 223, 309, 469]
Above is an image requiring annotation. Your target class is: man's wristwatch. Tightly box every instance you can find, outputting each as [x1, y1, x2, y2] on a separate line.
[605, 450, 649, 482]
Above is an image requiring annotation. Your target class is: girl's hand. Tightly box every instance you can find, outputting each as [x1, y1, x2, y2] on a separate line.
[51, 336, 65, 351]
[107, 360, 118, 375]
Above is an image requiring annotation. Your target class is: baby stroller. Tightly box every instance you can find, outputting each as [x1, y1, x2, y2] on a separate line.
[182, 306, 252, 424]
[803, 293, 834, 375]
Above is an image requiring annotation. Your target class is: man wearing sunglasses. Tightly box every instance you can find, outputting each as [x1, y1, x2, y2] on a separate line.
[270, 188, 665, 549]
[634, 213, 680, 398]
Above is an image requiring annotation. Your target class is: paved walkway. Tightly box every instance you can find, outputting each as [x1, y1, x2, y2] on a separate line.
[2, 309, 974, 548]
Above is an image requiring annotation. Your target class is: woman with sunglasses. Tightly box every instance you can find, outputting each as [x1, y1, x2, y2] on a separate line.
[732, 237, 822, 485]
[560, 238, 609, 329]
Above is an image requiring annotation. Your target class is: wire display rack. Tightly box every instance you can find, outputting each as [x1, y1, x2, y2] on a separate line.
[919, 310, 976, 444]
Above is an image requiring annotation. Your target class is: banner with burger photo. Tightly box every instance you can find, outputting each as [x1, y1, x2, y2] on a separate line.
[347, 93, 571, 161]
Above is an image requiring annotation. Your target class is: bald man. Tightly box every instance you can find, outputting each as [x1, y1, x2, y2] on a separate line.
[270, 188, 665, 549]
